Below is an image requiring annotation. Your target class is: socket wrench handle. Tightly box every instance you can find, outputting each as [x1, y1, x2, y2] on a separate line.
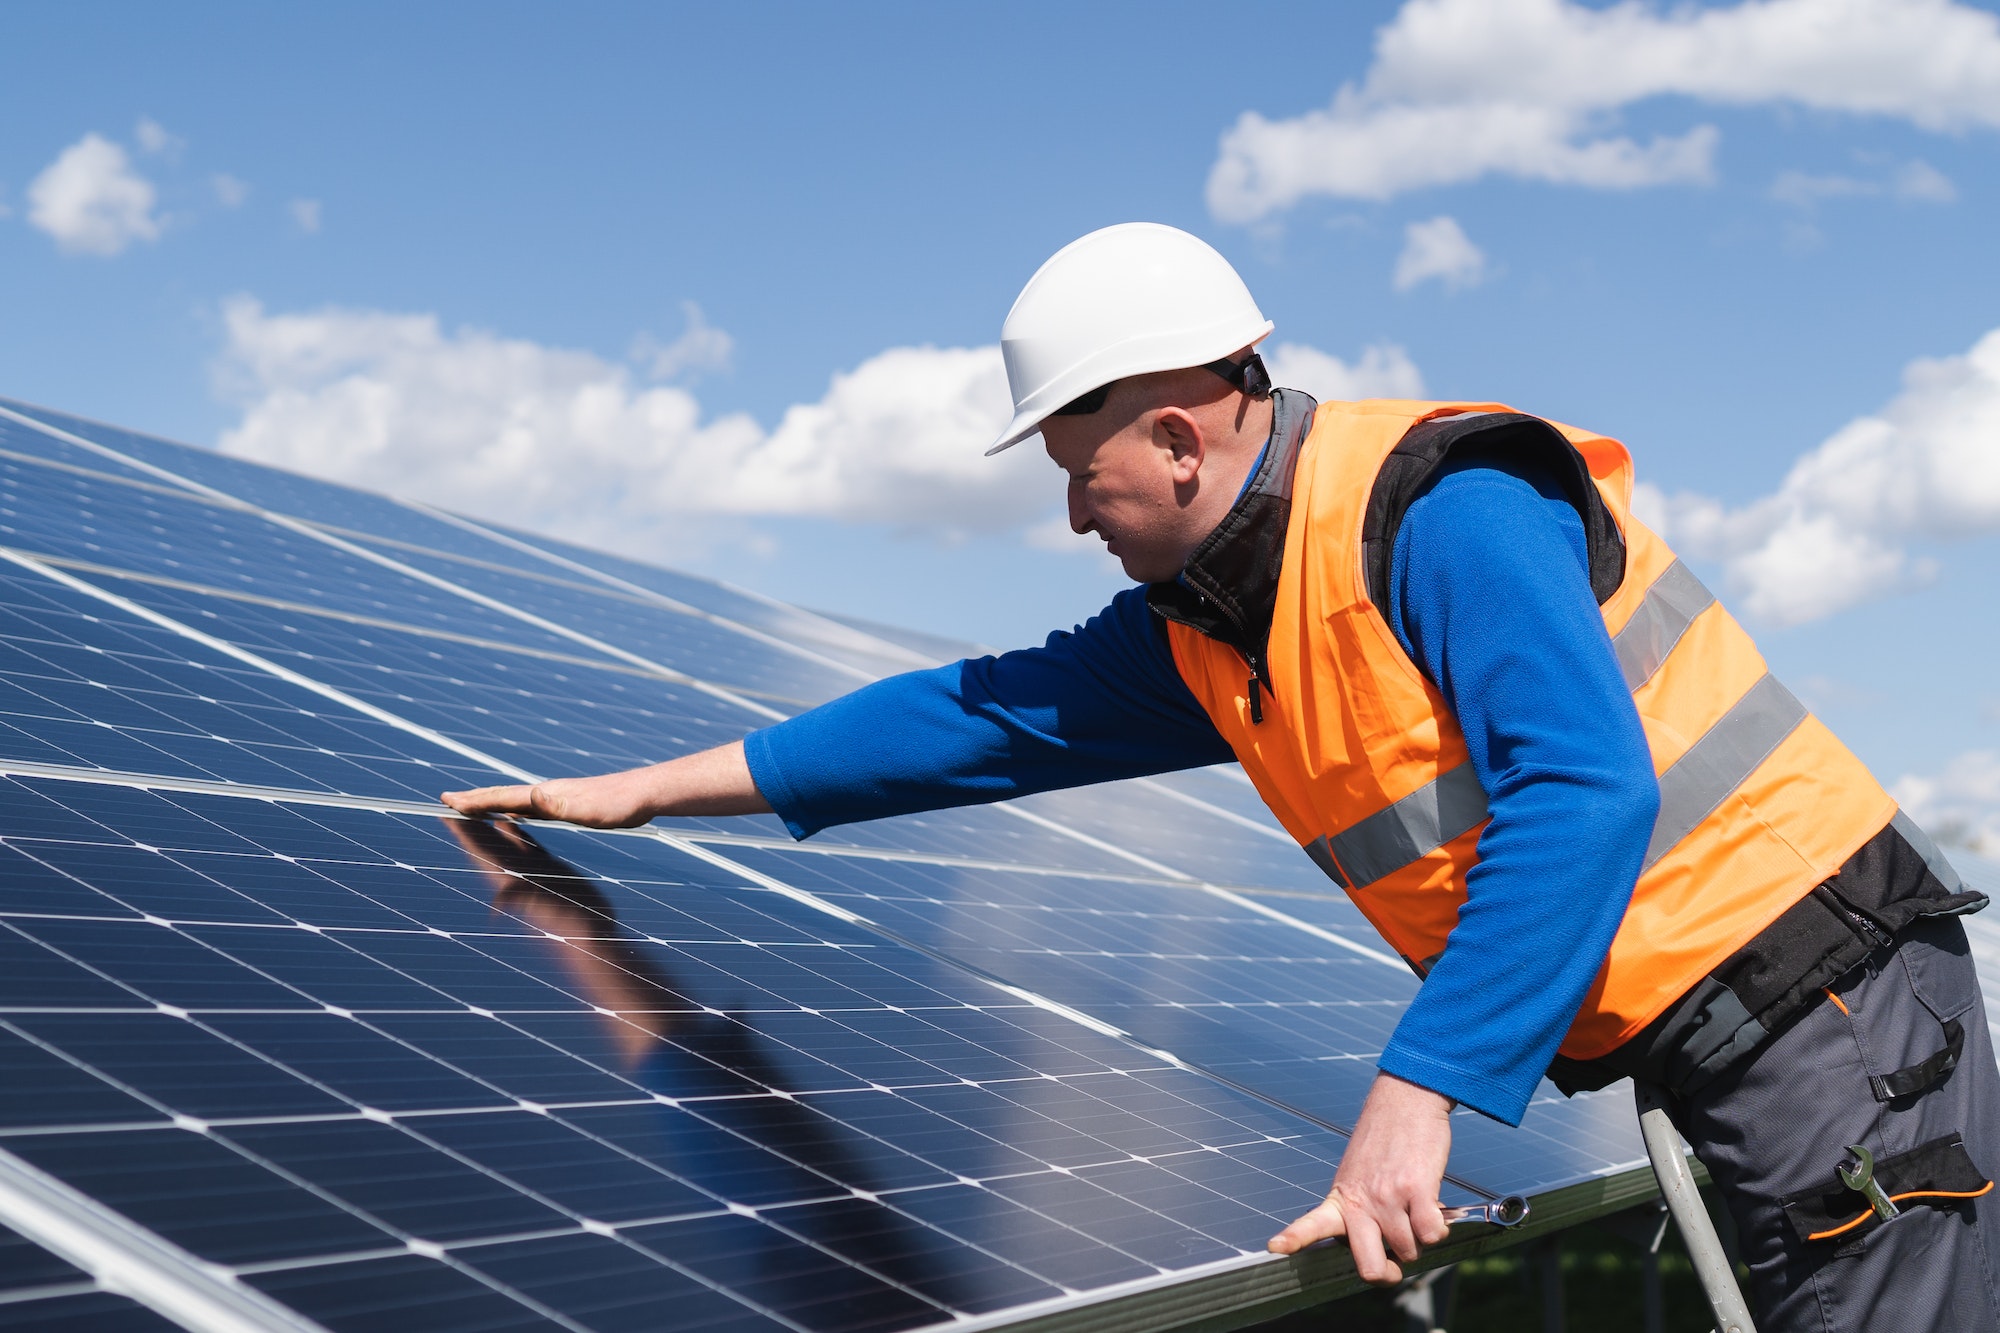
[1442, 1195, 1530, 1228]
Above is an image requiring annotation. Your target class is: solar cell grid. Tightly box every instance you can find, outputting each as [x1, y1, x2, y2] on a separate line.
[1, 561, 769, 798]
[0, 568, 497, 799]
[3, 399, 929, 693]
[474, 522, 944, 684]
[364, 542, 868, 708]
[709, 844, 1651, 1198]
[0, 778, 1443, 1333]
[0, 411, 168, 489]
[2, 400, 549, 570]
[1009, 780, 1332, 895]
[0, 456, 603, 663]
[0, 416, 1299, 889]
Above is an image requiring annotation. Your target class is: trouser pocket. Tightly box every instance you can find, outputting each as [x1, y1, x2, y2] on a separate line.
[1780, 1133, 1992, 1246]
[1835, 915, 1978, 1103]
[1810, 1203, 1996, 1332]
[1782, 1134, 1999, 1331]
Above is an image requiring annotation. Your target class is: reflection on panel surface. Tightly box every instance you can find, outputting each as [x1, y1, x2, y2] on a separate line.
[712, 846, 1647, 1193]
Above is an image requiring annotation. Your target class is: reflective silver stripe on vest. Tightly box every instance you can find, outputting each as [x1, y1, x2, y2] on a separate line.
[1611, 560, 1715, 691]
[1304, 558, 1810, 890]
[1304, 836, 1349, 888]
[1317, 762, 1490, 889]
[1642, 673, 1808, 870]
[1891, 808, 1967, 894]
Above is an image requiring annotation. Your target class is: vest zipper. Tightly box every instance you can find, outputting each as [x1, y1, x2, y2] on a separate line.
[1246, 652, 1271, 725]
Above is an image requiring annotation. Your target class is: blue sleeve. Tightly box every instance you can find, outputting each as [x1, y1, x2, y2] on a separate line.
[742, 585, 1235, 839]
[1374, 460, 1661, 1126]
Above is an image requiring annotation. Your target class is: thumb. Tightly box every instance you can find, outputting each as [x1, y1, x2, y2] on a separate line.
[1267, 1196, 1349, 1255]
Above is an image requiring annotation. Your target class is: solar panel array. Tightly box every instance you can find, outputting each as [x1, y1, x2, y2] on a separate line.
[0, 394, 1833, 1332]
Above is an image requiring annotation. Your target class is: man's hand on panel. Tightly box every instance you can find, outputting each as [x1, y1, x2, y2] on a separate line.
[1266, 1071, 1454, 1285]
[441, 741, 771, 828]
[441, 771, 661, 828]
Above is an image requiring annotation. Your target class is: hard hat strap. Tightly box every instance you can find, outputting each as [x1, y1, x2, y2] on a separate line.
[1203, 351, 1272, 400]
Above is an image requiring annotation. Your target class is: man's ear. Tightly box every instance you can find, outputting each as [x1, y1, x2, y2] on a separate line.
[1155, 407, 1205, 486]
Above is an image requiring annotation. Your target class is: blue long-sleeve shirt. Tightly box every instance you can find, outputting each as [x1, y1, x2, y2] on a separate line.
[743, 457, 1658, 1125]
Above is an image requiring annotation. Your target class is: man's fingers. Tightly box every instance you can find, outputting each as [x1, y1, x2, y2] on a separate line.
[1411, 1198, 1450, 1249]
[440, 785, 538, 817]
[1265, 1198, 1347, 1255]
[1376, 1210, 1422, 1265]
[1339, 1211, 1403, 1286]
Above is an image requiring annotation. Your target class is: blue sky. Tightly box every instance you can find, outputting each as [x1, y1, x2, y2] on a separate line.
[5, 0, 2000, 852]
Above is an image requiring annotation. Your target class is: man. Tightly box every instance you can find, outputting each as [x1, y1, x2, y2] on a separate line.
[447, 223, 2000, 1329]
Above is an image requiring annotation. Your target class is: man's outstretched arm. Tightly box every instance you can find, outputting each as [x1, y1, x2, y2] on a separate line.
[441, 740, 771, 828]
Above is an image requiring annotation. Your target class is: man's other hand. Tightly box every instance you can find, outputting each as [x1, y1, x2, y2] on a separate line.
[441, 741, 772, 829]
[441, 772, 659, 828]
[1266, 1071, 1453, 1284]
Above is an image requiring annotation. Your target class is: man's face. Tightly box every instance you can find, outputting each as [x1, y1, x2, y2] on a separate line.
[1041, 408, 1195, 584]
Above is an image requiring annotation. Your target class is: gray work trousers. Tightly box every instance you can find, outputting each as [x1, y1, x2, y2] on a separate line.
[1670, 916, 2000, 1331]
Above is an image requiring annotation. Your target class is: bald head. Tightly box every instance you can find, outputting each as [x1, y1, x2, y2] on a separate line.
[1038, 349, 1275, 583]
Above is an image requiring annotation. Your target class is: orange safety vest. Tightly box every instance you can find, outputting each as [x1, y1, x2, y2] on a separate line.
[1168, 399, 1897, 1059]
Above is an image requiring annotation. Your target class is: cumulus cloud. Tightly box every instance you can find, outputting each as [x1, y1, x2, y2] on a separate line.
[1771, 158, 1958, 207]
[213, 298, 1052, 553]
[1208, 0, 2000, 219]
[632, 302, 734, 382]
[290, 198, 322, 234]
[1640, 325, 2000, 624]
[212, 173, 251, 208]
[1393, 215, 1487, 291]
[134, 116, 184, 158]
[27, 133, 162, 256]
[1894, 159, 1959, 203]
[213, 298, 1421, 561]
[1895, 752, 2000, 858]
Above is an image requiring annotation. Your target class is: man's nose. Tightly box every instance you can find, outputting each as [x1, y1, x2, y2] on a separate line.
[1067, 490, 1093, 535]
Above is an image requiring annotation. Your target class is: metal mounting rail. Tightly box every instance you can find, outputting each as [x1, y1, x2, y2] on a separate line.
[0, 1147, 331, 1333]
[943, 1164, 1666, 1333]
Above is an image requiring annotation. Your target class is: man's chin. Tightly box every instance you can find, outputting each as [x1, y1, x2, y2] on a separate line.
[1118, 554, 1173, 584]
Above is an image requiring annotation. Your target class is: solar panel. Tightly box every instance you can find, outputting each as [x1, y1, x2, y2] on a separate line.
[0, 392, 1883, 1330]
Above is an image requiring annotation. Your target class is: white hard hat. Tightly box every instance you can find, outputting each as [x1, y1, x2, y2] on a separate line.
[986, 222, 1274, 456]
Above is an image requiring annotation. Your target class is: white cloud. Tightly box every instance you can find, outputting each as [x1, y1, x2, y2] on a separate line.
[1393, 215, 1487, 291]
[1894, 752, 2000, 858]
[1895, 158, 1959, 202]
[213, 298, 1418, 562]
[290, 198, 322, 233]
[1770, 170, 1877, 207]
[134, 116, 183, 158]
[631, 302, 734, 382]
[1641, 324, 2000, 624]
[213, 298, 1049, 554]
[27, 133, 162, 256]
[1771, 158, 1958, 207]
[1264, 341, 1426, 401]
[212, 173, 251, 208]
[1208, 0, 2000, 219]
